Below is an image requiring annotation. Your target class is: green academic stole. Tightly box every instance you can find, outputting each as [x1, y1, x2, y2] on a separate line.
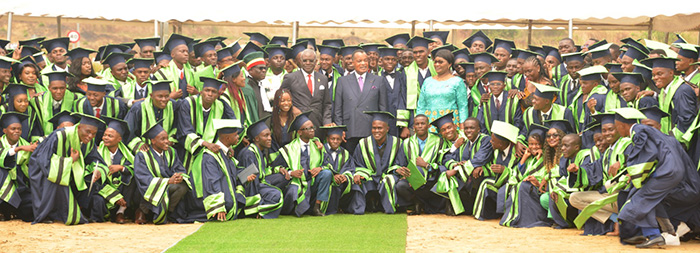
[330, 66, 341, 101]
[329, 148, 353, 196]
[128, 98, 175, 150]
[108, 77, 139, 100]
[221, 90, 253, 126]
[403, 133, 447, 176]
[190, 149, 239, 220]
[47, 126, 91, 191]
[35, 91, 78, 134]
[0, 103, 41, 142]
[521, 103, 567, 142]
[277, 138, 328, 205]
[140, 148, 191, 209]
[159, 61, 197, 93]
[354, 136, 400, 179]
[484, 146, 517, 189]
[569, 85, 607, 130]
[95, 142, 134, 209]
[74, 96, 121, 119]
[183, 95, 225, 156]
[558, 76, 575, 106]
[508, 73, 523, 91]
[470, 80, 484, 118]
[604, 90, 623, 111]
[404, 59, 436, 110]
[247, 144, 274, 180]
[659, 76, 683, 134]
[483, 96, 520, 133]
[195, 65, 219, 90]
[0, 135, 30, 204]
[566, 149, 596, 190]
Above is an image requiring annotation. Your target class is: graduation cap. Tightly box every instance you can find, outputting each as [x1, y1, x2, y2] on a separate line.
[153, 50, 172, 64]
[102, 52, 132, 68]
[632, 60, 653, 82]
[492, 38, 515, 54]
[462, 30, 492, 49]
[423, 31, 449, 44]
[562, 52, 585, 63]
[452, 48, 470, 61]
[620, 38, 649, 54]
[585, 43, 613, 59]
[289, 111, 313, 133]
[216, 45, 235, 60]
[406, 36, 434, 49]
[297, 38, 316, 50]
[14, 56, 37, 72]
[577, 65, 607, 81]
[2, 83, 30, 98]
[364, 111, 395, 125]
[40, 37, 70, 52]
[430, 44, 458, 59]
[83, 77, 109, 93]
[74, 113, 105, 129]
[640, 57, 678, 70]
[544, 119, 574, 134]
[244, 32, 270, 46]
[528, 123, 549, 138]
[612, 72, 644, 87]
[134, 37, 160, 50]
[44, 70, 74, 83]
[429, 112, 454, 129]
[621, 45, 648, 61]
[513, 49, 538, 60]
[322, 39, 345, 49]
[640, 106, 669, 124]
[674, 34, 687, 44]
[19, 46, 40, 58]
[385, 34, 410, 48]
[532, 82, 560, 100]
[220, 60, 243, 78]
[583, 122, 602, 136]
[102, 116, 130, 138]
[122, 42, 136, 50]
[611, 107, 646, 125]
[193, 40, 219, 58]
[228, 39, 242, 55]
[575, 45, 582, 52]
[128, 58, 155, 70]
[605, 63, 623, 73]
[361, 43, 384, 54]
[236, 42, 264, 61]
[142, 120, 165, 140]
[33, 52, 45, 63]
[18, 37, 45, 49]
[290, 41, 309, 59]
[269, 36, 289, 47]
[484, 71, 507, 83]
[592, 112, 615, 125]
[378, 47, 400, 58]
[187, 39, 201, 54]
[0, 56, 19, 70]
[317, 45, 340, 57]
[0, 39, 7, 50]
[48, 110, 79, 127]
[543, 45, 562, 62]
[491, 120, 519, 143]
[587, 40, 608, 51]
[246, 115, 271, 139]
[65, 47, 96, 60]
[94, 45, 107, 62]
[528, 45, 546, 57]
[456, 62, 475, 73]
[101, 44, 130, 59]
[0, 112, 29, 129]
[200, 76, 226, 90]
[265, 45, 292, 58]
[206, 36, 228, 47]
[164, 34, 194, 53]
[674, 43, 699, 59]
[320, 125, 347, 137]
[339, 46, 361, 57]
[151, 80, 172, 92]
[213, 118, 243, 135]
[471, 52, 498, 65]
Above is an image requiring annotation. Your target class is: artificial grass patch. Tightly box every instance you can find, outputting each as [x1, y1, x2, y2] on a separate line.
[167, 213, 407, 252]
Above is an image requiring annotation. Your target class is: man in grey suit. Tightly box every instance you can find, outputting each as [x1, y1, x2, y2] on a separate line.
[280, 49, 333, 138]
[333, 49, 387, 154]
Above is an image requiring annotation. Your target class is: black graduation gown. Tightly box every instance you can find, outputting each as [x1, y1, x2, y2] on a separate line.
[324, 144, 363, 215]
[476, 94, 523, 135]
[236, 144, 284, 219]
[382, 70, 407, 136]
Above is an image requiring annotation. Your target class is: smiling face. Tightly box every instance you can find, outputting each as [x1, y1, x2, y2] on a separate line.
[77, 124, 98, 144]
[277, 92, 292, 113]
[527, 136, 541, 154]
[151, 90, 170, 109]
[546, 128, 562, 148]
[652, 67, 674, 89]
[13, 94, 29, 113]
[560, 135, 579, 159]
[254, 129, 272, 149]
[601, 123, 619, 146]
[102, 128, 122, 148]
[19, 66, 38, 85]
[371, 120, 388, 144]
[433, 56, 451, 76]
[327, 134, 343, 150]
[3, 123, 22, 144]
[412, 47, 428, 67]
[353, 52, 369, 75]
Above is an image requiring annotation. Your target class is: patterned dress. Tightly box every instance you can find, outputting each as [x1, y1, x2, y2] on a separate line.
[416, 76, 469, 131]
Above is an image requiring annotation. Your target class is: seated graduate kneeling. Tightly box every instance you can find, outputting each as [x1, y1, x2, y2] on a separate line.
[322, 125, 365, 215]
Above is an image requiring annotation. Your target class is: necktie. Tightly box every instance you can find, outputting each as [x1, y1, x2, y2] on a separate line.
[140, 89, 145, 99]
[307, 74, 313, 95]
[358, 76, 364, 92]
[495, 98, 501, 109]
[179, 70, 184, 80]
[95, 108, 101, 118]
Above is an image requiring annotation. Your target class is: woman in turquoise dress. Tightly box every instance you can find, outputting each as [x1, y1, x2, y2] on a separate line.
[417, 49, 469, 131]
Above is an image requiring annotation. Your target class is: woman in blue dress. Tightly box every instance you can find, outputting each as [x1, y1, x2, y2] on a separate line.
[417, 49, 469, 132]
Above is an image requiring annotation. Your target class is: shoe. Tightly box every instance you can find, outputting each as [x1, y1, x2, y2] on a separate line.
[623, 235, 647, 245]
[311, 203, 324, 216]
[445, 202, 455, 216]
[636, 236, 665, 248]
[134, 209, 146, 224]
[115, 213, 126, 224]
[0, 212, 6, 221]
[409, 203, 422, 216]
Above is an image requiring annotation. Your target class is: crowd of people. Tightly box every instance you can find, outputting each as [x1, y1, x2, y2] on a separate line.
[1, 29, 700, 248]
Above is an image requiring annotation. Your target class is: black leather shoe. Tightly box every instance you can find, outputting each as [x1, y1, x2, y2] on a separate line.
[636, 236, 665, 248]
[445, 202, 455, 216]
[623, 235, 647, 245]
[311, 203, 324, 216]
[409, 203, 422, 216]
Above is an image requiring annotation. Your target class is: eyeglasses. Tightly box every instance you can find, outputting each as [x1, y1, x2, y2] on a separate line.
[546, 134, 560, 139]
[299, 126, 315, 132]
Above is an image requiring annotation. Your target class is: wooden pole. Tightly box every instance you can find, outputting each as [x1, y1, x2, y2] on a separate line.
[527, 19, 533, 45]
[647, 18, 653, 40]
[57, 16, 62, 37]
[411, 21, 416, 37]
[6, 12, 12, 41]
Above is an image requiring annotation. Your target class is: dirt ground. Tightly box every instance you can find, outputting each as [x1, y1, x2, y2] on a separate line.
[0, 220, 201, 253]
[406, 215, 700, 253]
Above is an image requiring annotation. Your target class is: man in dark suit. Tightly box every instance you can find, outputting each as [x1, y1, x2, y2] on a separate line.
[280, 49, 333, 138]
[333, 49, 387, 154]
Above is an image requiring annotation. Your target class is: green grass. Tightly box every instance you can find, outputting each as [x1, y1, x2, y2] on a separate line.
[167, 213, 407, 252]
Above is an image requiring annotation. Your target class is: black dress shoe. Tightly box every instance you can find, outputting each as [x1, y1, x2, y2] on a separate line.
[623, 235, 648, 245]
[311, 203, 324, 216]
[409, 203, 422, 216]
[0, 212, 7, 221]
[445, 202, 455, 216]
[636, 236, 665, 248]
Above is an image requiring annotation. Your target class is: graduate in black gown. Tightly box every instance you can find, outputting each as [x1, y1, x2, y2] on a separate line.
[322, 125, 364, 215]
[378, 47, 407, 138]
[0, 112, 36, 221]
